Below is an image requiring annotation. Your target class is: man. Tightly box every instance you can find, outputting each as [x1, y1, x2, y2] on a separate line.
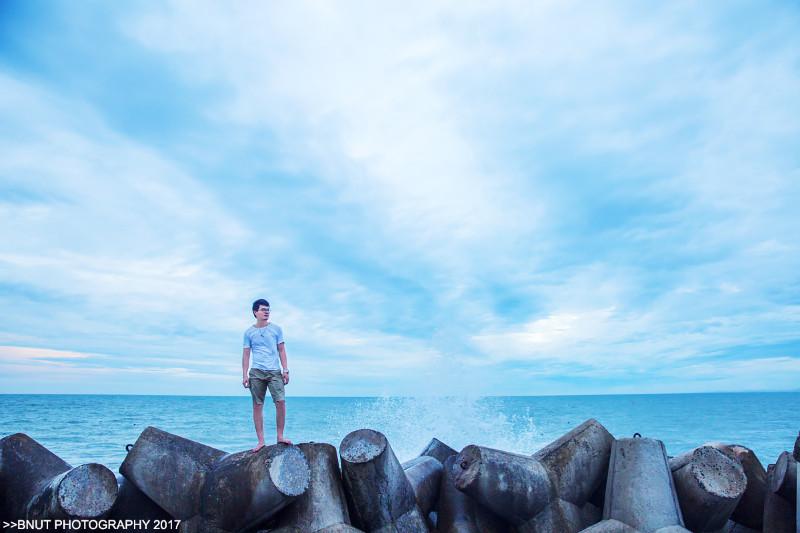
[242, 299, 291, 450]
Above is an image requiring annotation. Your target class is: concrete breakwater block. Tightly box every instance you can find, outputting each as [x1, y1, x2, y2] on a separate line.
[275, 443, 352, 532]
[419, 437, 458, 464]
[402, 455, 443, 516]
[533, 418, 615, 508]
[762, 463, 796, 533]
[603, 436, 684, 532]
[109, 474, 172, 529]
[339, 429, 429, 532]
[201, 444, 310, 532]
[579, 518, 640, 532]
[0, 433, 118, 521]
[699, 443, 767, 530]
[119, 426, 227, 520]
[437, 455, 509, 533]
[770, 451, 797, 502]
[452, 444, 553, 526]
[669, 446, 746, 532]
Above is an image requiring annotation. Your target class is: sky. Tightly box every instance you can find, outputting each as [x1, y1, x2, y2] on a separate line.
[0, 0, 799, 397]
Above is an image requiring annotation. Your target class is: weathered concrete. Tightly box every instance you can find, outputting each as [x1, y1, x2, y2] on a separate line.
[108, 474, 172, 529]
[0, 433, 117, 521]
[579, 519, 641, 532]
[119, 426, 226, 520]
[275, 443, 351, 532]
[436, 455, 509, 533]
[453, 445, 553, 525]
[770, 450, 797, 502]
[701, 443, 766, 530]
[419, 437, 458, 464]
[604, 437, 684, 532]
[516, 498, 584, 533]
[532, 419, 615, 507]
[709, 520, 760, 533]
[201, 444, 310, 532]
[652, 527, 691, 533]
[581, 502, 602, 527]
[401, 455, 443, 516]
[793, 431, 800, 461]
[339, 429, 428, 532]
[670, 446, 746, 531]
[762, 463, 795, 533]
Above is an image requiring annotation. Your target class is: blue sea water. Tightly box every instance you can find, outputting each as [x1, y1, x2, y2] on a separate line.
[0, 393, 797, 472]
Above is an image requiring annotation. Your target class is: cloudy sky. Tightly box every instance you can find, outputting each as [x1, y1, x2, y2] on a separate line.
[1, 0, 799, 396]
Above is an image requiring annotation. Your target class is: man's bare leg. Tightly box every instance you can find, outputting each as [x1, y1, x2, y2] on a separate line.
[252, 401, 266, 452]
[275, 400, 291, 444]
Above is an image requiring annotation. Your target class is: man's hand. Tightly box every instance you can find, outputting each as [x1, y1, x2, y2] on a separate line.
[282, 370, 290, 385]
[242, 376, 249, 388]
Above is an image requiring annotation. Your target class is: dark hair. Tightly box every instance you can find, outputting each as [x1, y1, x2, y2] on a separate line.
[252, 299, 270, 316]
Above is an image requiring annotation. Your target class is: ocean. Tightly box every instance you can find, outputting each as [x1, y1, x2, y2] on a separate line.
[0, 392, 797, 472]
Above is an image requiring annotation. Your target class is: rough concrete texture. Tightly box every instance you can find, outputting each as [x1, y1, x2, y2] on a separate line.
[793, 432, 799, 462]
[701, 443, 767, 530]
[708, 520, 760, 533]
[26, 463, 118, 520]
[581, 502, 602, 527]
[119, 426, 226, 520]
[603, 437, 685, 532]
[339, 429, 428, 532]
[671, 446, 746, 531]
[770, 450, 797, 502]
[453, 445, 553, 525]
[419, 438, 458, 465]
[762, 463, 795, 533]
[402, 455, 443, 516]
[652, 527, 692, 532]
[109, 474, 172, 531]
[532, 419, 615, 507]
[201, 443, 309, 532]
[436, 455, 509, 533]
[579, 518, 641, 532]
[275, 443, 352, 532]
[0, 433, 117, 521]
[515, 497, 585, 533]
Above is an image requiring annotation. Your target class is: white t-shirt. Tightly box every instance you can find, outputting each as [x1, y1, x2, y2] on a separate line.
[243, 323, 284, 371]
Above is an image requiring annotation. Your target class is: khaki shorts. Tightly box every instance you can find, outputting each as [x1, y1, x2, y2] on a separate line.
[248, 368, 285, 404]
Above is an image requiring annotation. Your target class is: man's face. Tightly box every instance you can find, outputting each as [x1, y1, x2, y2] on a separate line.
[255, 305, 270, 321]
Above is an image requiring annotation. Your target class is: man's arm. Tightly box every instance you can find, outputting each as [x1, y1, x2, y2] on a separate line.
[278, 343, 289, 385]
[242, 347, 251, 388]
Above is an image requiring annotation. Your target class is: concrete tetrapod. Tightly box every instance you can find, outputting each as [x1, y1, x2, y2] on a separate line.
[119, 426, 227, 521]
[419, 438, 458, 465]
[770, 451, 797, 502]
[0, 433, 118, 522]
[200, 444, 310, 532]
[669, 446, 746, 531]
[437, 455, 509, 533]
[579, 519, 641, 532]
[762, 463, 796, 533]
[109, 474, 172, 530]
[603, 436, 684, 532]
[532, 419, 615, 508]
[402, 455, 443, 517]
[699, 443, 767, 530]
[452, 445, 563, 530]
[793, 431, 800, 461]
[274, 443, 353, 532]
[339, 429, 428, 532]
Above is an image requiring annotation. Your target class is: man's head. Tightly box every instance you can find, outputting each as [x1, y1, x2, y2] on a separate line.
[252, 298, 270, 320]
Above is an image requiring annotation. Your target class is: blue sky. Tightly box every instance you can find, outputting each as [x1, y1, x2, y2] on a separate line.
[1, 1, 799, 396]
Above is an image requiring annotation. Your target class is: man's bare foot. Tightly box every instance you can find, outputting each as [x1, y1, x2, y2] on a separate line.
[277, 437, 292, 445]
[251, 443, 265, 453]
